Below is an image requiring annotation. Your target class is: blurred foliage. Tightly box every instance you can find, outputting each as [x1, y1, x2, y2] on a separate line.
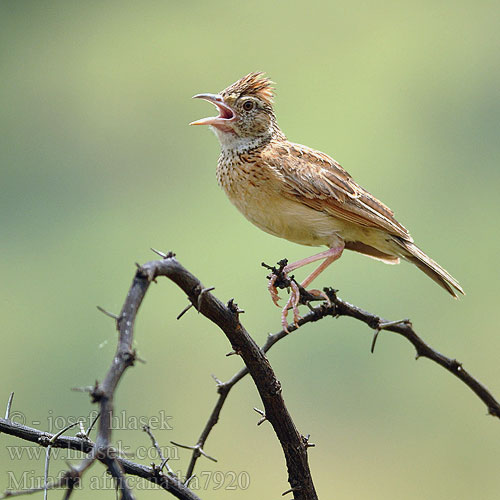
[1, 1, 499, 499]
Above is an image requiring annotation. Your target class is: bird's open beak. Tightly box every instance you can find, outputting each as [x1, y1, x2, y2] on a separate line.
[190, 93, 235, 128]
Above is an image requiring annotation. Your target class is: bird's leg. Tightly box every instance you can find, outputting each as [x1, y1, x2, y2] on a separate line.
[283, 247, 344, 274]
[298, 246, 344, 287]
[298, 246, 344, 303]
[275, 245, 344, 331]
[268, 247, 343, 304]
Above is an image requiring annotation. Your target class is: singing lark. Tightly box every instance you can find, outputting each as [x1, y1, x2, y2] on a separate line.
[191, 73, 464, 329]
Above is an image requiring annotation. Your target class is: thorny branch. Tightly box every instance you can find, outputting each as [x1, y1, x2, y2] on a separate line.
[0, 252, 205, 500]
[1, 253, 319, 500]
[1, 252, 499, 500]
[0, 418, 200, 500]
[128, 253, 318, 500]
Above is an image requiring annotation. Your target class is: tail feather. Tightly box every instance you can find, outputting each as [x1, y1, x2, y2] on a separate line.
[393, 238, 465, 298]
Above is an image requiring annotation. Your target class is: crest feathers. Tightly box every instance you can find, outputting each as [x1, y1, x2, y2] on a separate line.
[222, 72, 275, 106]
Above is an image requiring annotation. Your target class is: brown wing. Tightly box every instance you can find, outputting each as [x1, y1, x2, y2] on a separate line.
[261, 141, 412, 241]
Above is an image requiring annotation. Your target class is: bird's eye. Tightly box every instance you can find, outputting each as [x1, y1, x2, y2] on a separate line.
[242, 100, 255, 111]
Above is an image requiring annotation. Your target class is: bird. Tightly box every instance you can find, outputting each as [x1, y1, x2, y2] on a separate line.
[191, 72, 464, 330]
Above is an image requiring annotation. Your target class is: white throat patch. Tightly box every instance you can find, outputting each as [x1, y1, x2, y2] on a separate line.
[210, 126, 270, 153]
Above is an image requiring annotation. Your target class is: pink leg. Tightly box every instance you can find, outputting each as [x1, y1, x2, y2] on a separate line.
[300, 245, 344, 288]
[283, 246, 344, 274]
[273, 244, 345, 332]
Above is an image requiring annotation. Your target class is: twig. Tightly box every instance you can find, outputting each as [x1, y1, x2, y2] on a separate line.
[86, 412, 100, 437]
[91, 255, 202, 500]
[43, 422, 81, 500]
[142, 425, 174, 474]
[1, 453, 94, 500]
[143, 425, 165, 461]
[183, 379, 229, 480]
[1, 476, 68, 499]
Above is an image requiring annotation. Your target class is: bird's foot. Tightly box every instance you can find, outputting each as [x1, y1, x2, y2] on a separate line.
[281, 280, 301, 332]
[263, 259, 334, 333]
[263, 259, 291, 307]
[281, 286, 335, 332]
[267, 274, 281, 307]
[302, 288, 331, 306]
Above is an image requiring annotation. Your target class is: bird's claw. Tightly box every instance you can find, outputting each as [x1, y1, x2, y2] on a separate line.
[267, 274, 281, 307]
[281, 280, 301, 332]
[304, 288, 331, 306]
[266, 259, 332, 332]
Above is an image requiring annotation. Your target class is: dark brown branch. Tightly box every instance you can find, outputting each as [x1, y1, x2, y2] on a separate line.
[89, 253, 204, 500]
[127, 256, 318, 500]
[91, 267, 144, 500]
[183, 385, 229, 480]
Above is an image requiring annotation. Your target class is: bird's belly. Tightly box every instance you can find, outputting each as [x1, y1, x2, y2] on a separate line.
[217, 160, 397, 255]
[226, 185, 343, 247]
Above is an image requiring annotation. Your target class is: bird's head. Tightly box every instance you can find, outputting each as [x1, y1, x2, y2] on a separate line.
[191, 72, 279, 148]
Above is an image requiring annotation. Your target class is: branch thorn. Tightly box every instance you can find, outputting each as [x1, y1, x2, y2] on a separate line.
[282, 486, 300, 496]
[302, 434, 315, 448]
[227, 298, 245, 315]
[96, 306, 120, 321]
[5, 392, 14, 420]
[372, 318, 410, 353]
[176, 303, 194, 320]
[253, 407, 268, 426]
[371, 328, 381, 353]
[170, 441, 217, 462]
[197, 286, 215, 312]
[184, 475, 196, 487]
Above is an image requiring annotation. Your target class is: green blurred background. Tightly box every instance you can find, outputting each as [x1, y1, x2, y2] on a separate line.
[1, 1, 499, 499]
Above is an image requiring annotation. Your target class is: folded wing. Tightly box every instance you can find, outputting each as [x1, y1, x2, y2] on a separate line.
[262, 142, 412, 242]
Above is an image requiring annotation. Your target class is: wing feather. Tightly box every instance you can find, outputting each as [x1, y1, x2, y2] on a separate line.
[262, 142, 412, 241]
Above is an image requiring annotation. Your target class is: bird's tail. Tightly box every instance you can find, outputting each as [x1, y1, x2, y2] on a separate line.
[393, 237, 465, 298]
